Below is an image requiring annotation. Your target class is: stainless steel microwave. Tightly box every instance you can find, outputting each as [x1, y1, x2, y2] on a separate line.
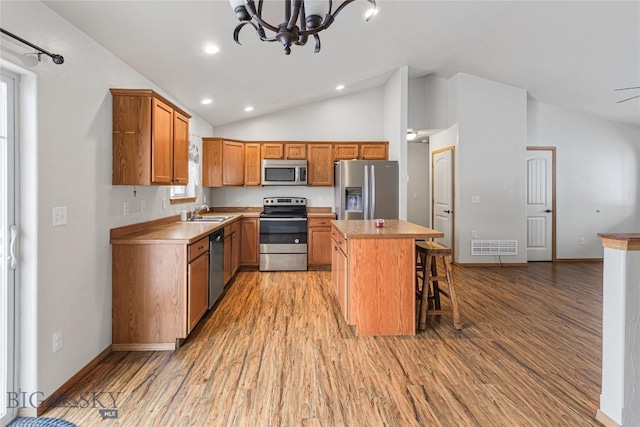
[262, 160, 307, 186]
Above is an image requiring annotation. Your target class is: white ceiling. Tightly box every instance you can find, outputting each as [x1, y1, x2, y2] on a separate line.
[43, 0, 640, 128]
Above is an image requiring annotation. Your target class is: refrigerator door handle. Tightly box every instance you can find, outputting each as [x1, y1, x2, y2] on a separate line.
[364, 166, 369, 220]
[371, 165, 376, 219]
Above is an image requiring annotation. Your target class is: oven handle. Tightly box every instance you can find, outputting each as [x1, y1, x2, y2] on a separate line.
[260, 218, 307, 222]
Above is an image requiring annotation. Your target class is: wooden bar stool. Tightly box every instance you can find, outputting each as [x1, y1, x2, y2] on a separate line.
[415, 241, 462, 330]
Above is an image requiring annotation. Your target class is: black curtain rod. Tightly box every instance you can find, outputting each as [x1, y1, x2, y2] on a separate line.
[0, 27, 64, 64]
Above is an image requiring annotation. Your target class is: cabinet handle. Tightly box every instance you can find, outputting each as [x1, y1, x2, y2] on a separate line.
[318, 221, 326, 225]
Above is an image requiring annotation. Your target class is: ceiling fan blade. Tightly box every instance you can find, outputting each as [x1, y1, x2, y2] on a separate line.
[614, 86, 640, 91]
[616, 95, 640, 103]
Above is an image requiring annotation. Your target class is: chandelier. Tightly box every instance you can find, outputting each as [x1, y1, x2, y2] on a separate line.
[229, 0, 378, 55]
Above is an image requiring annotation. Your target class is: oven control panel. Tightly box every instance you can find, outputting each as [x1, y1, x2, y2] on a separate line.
[263, 197, 306, 206]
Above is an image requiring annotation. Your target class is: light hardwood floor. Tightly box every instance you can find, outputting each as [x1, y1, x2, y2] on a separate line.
[44, 262, 604, 426]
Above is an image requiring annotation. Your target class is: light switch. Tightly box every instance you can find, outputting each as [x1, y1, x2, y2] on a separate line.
[52, 206, 67, 227]
[472, 196, 480, 204]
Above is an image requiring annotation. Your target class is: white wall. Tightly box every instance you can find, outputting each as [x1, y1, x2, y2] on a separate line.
[1, 1, 213, 402]
[528, 100, 640, 258]
[438, 74, 528, 264]
[407, 142, 430, 227]
[210, 87, 385, 208]
[383, 66, 409, 220]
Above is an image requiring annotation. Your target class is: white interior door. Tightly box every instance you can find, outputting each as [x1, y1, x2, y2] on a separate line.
[432, 148, 454, 250]
[1, 70, 18, 427]
[526, 149, 553, 261]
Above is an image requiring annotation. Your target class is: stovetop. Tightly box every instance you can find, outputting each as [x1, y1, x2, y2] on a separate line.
[261, 197, 307, 218]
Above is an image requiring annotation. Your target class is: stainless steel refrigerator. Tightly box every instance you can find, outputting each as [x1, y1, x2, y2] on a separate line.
[334, 160, 399, 220]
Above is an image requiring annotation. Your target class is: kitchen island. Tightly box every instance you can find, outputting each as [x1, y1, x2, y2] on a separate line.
[330, 219, 444, 336]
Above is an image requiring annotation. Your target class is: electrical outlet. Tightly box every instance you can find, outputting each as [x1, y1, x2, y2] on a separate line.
[162, 198, 167, 210]
[472, 230, 478, 238]
[52, 206, 67, 227]
[53, 330, 63, 353]
[472, 196, 480, 204]
[580, 237, 585, 245]
[140, 200, 145, 212]
[123, 201, 130, 216]
[235, 195, 240, 202]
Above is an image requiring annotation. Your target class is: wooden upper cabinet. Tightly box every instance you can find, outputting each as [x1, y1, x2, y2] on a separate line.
[244, 143, 261, 186]
[284, 143, 306, 159]
[172, 111, 190, 185]
[334, 143, 359, 160]
[307, 144, 334, 186]
[203, 138, 245, 187]
[360, 143, 388, 160]
[111, 89, 191, 186]
[261, 143, 284, 159]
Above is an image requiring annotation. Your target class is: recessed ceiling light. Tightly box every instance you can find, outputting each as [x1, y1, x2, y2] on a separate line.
[336, 84, 345, 91]
[201, 98, 213, 105]
[363, 7, 379, 21]
[204, 44, 221, 54]
[244, 106, 254, 112]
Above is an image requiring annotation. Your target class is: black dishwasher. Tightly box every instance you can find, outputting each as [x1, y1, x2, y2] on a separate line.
[209, 229, 225, 309]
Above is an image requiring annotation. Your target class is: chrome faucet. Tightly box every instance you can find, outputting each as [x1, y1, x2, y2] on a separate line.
[190, 204, 209, 220]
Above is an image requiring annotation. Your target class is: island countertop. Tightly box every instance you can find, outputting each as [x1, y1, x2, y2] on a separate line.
[331, 219, 444, 239]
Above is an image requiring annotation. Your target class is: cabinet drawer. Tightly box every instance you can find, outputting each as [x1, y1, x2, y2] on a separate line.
[331, 229, 347, 255]
[189, 236, 209, 262]
[308, 217, 333, 228]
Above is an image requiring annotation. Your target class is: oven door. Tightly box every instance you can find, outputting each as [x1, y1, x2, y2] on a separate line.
[259, 217, 308, 271]
[259, 217, 307, 251]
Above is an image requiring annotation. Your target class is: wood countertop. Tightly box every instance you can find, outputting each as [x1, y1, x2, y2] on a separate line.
[111, 212, 259, 245]
[598, 233, 640, 251]
[331, 219, 444, 239]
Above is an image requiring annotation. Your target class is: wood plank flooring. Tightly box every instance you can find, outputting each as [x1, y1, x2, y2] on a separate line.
[43, 262, 604, 426]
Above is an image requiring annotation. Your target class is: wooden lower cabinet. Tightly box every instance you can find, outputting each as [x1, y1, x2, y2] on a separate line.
[331, 231, 348, 320]
[112, 236, 210, 351]
[187, 249, 209, 333]
[239, 218, 259, 267]
[308, 215, 335, 267]
[224, 220, 241, 283]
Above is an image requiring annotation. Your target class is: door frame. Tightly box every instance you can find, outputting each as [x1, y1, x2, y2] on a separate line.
[431, 146, 455, 260]
[526, 146, 556, 262]
[1, 68, 19, 427]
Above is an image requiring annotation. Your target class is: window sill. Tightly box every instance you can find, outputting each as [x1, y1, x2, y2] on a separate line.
[170, 197, 196, 205]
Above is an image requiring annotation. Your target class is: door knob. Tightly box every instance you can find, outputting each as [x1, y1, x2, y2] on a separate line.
[544, 209, 552, 213]
[444, 210, 452, 214]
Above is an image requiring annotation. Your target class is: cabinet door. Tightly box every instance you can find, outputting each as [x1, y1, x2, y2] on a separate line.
[331, 239, 348, 321]
[244, 144, 261, 186]
[223, 233, 232, 284]
[360, 143, 388, 160]
[334, 144, 359, 160]
[202, 138, 223, 187]
[151, 98, 174, 184]
[172, 111, 190, 184]
[261, 143, 284, 159]
[223, 141, 245, 186]
[187, 252, 209, 333]
[231, 221, 241, 275]
[112, 95, 152, 185]
[308, 220, 332, 266]
[239, 218, 259, 266]
[285, 143, 306, 159]
[307, 144, 334, 186]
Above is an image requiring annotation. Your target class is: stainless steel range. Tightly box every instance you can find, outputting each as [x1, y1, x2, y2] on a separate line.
[259, 197, 307, 271]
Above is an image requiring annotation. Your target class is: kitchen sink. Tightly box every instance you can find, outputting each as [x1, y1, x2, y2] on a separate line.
[191, 216, 233, 222]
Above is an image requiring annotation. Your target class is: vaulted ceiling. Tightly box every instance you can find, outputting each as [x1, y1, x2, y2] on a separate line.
[43, 1, 639, 128]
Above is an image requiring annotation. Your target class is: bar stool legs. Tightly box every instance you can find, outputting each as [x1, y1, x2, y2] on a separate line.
[416, 241, 462, 331]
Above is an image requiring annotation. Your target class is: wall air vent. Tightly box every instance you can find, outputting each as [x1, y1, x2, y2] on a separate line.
[471, 240, 518, 256]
